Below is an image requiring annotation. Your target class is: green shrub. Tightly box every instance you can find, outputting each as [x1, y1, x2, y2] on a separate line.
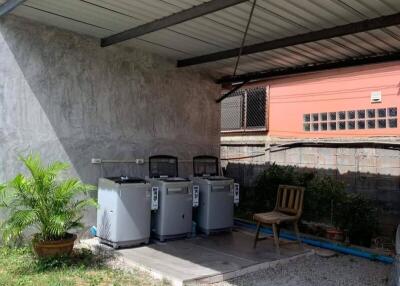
[0, 154, 97, 243]
[235, 163, 380, 246]
[302, 175, 346, 224]
[247, 163, 313, 212]
[335, 193, 379, 246]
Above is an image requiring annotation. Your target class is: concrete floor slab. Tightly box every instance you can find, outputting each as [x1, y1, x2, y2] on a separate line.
[117, 230, 311, 286]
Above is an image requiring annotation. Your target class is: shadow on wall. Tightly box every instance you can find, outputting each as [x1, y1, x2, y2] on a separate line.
[0, 16, 219, 228]
[97, 161, 197, 179]
[0, 15, 219, 187]
[225, 162, 400, 235]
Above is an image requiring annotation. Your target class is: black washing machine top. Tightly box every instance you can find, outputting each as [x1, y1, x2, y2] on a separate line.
[159, 177, 191, 182]
[202, 176, 231, 181]
[193, 155, 219, 177]
[106, 176, 147, 184]
[149, 155, 179, 178]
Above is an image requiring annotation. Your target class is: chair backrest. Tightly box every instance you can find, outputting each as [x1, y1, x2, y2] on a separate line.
[274, 185, 305, 218]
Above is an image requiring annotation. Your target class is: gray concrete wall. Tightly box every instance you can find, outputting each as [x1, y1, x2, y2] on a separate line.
[221, 144, 266, 187]
[0, 15, 220, 227]
[222, 139, 400, 234]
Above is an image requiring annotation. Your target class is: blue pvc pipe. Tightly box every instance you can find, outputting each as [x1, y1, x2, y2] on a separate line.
[234, 219, 394, 264]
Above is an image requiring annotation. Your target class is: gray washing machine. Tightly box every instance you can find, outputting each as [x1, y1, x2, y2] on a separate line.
[192, 156, 237, 235]
[97, 177, 151, 248]
[147, 155, 193, 242]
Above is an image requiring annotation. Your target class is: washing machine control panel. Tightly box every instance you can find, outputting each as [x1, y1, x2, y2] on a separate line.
[151, 186, 159, 210]
[234, 183, 240, 204]
[192, 185, 199, 207]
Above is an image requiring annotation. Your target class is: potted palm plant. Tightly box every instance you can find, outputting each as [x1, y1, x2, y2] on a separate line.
[0, 154, 97, 257]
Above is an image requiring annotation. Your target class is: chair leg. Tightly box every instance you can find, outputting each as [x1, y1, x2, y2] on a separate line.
[272, 223, 280, 255]
[276, 225, 281, 239]
[294, 222, 303, 249]
[253, 222, 261, 248]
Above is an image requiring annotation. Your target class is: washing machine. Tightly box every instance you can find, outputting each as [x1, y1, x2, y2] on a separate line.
[147, 155, 194, 242]
[97, 176, 152, 248]
[191, 156, 239, 235]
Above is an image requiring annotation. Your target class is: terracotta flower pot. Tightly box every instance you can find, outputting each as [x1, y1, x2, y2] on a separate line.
[33, 233, 77, 258]
[326, 228, 344, 242]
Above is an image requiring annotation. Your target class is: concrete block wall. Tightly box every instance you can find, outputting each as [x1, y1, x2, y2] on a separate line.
[0, 15, 220, 226]
[221, 144, 266, 187]
[222, 139, 400, 233]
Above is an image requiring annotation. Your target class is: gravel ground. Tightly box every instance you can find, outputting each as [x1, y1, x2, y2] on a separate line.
[79, 239, 390, 286]
[214, 254, 390, 286]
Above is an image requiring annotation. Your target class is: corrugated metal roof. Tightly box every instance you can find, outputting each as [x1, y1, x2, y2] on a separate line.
[4, 0, 400, 79]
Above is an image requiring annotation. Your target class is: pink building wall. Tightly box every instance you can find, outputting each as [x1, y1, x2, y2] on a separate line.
[267, 61, 400, 138]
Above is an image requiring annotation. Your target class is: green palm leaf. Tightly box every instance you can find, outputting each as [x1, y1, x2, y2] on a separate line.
[1, 209, 38, 243]
[73, 198, 98, 210]
[0, 153, 97, 243]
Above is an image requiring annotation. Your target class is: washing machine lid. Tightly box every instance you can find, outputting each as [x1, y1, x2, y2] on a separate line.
[149, 155, 178, 178]
[106, 176, 147, 184]
[159, 177, 190, 182]
[193, 155, 219, 177]
[204, 177, 231, 181]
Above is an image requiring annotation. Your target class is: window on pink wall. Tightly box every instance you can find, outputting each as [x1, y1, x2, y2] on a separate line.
[303, 107, 397, 132]
[221, 87, 267, 132]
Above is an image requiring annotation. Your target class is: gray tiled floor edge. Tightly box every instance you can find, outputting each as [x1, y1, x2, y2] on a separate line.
[184, 249, 315, 285]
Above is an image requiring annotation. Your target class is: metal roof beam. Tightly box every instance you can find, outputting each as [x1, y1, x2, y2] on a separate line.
[177, 12, 400, 67]
[100, 0, 248, 47]
[216, 52, 400, 84]
[0, 0, 27, 16]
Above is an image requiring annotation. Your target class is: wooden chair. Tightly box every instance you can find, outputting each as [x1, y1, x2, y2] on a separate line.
[253, 185, 305, 254]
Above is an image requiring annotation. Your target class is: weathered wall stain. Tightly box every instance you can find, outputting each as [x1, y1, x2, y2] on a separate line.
[0, 15, 220, 226]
